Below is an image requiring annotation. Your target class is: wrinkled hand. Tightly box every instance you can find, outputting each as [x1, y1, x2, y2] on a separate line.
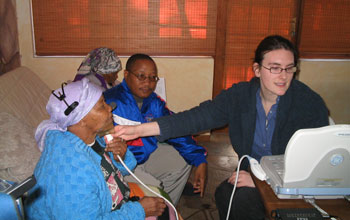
[193, 163, 207, 197]
[139, 196, 166, 217]
[227, 170, 255, 188]
[113, 125, 140, 141]
[104, 136, 127, 161]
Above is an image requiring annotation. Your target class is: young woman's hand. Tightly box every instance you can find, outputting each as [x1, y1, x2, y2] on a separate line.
[113, 122, 160, 140]
[113, 125, 141, 141]
[227, 170, 255, 188]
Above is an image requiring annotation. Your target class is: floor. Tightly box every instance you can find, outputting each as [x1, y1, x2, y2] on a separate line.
[176, 133, 238, 220]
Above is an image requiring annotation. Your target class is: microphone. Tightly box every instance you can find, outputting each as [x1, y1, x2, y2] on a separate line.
[248, 156, 267, 181]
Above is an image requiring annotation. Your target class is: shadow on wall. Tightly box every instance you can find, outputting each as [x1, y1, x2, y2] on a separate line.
[0, 0, 20, 75]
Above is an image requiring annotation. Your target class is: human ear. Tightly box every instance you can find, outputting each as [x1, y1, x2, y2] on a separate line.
[124, 70, 129, 79]
[253, 63, 261, 77]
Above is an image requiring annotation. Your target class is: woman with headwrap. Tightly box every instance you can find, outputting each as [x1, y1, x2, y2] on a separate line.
[74, 47, 122, 90]
[25, 78, 166, 220]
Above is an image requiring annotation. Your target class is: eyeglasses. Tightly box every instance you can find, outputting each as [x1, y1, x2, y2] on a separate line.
[51, 82, 79, 116]
[261, 65, 297, 74]
[128, 70, 159, 82]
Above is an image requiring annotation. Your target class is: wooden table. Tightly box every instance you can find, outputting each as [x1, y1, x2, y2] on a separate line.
[252, 175, 350, 220]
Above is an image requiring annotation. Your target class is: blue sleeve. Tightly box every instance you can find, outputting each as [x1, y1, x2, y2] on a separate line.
[108, 201, 145, 220]
[157, 99, 207, 167]
[166, 136, 207, 167]
[112, 149, 137, 176]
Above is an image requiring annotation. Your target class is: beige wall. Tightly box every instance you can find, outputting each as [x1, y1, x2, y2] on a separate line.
[17, 0, 349, 123]
[299, 61, 350, 124]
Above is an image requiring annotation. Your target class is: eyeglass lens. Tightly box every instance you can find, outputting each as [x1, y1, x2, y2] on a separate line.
[262, 65, 297, 74]
[130, 71, 159, 82]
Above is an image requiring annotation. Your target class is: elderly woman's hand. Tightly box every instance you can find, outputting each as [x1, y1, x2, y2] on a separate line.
[139, 197, 166, 217]
[105, 136, 127, 161]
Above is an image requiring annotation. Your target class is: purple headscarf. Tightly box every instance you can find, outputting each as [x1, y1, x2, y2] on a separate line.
[35, 78, 103, 151]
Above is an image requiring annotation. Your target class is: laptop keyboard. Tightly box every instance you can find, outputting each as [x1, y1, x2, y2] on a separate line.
[269, 156, 284, 178]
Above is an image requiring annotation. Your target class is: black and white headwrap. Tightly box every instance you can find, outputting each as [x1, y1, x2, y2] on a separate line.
[77, 47, 122, 76]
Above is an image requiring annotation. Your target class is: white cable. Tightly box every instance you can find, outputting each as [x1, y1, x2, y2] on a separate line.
[116, 155, 179, 220]
[105, 135, 178, 219]
[226, 155, 250, 220]
[304, 198, 330, 218]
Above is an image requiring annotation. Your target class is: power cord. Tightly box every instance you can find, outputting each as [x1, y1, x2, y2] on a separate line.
[304, 198, 330, 218]
[226, 155, 249, 220]
[226, 155, 267, 220]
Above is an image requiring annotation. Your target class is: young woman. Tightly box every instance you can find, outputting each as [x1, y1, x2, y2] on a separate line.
[112, 35, 329, 220]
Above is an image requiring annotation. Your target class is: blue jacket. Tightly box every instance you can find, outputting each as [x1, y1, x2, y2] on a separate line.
[25, 130, 145, 220]
[104, 80, 207, 166]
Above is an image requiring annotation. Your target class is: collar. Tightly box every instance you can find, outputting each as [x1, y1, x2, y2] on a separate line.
[87, 140, 96, 147]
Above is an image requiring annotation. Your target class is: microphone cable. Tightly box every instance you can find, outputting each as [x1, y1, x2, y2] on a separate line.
[116, 155, 179, 220]
[106, 134, 179, 220]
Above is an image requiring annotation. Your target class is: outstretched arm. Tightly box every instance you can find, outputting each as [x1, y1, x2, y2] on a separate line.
[113, 122, 160, 140]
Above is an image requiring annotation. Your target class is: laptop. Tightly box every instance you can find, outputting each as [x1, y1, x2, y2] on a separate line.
[260, 124, 350, 199]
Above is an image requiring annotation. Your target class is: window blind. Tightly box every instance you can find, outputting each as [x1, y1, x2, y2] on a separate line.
[31, 0, 217, 56]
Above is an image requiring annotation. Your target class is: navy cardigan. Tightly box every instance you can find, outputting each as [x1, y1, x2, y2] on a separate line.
[155, 77, 329, 169]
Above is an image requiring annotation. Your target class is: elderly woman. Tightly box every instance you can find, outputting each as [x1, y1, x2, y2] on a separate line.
[25, 78, 166, 220]
[74, 47, 122, 90]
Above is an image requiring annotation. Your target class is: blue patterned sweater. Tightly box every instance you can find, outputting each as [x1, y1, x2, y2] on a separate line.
[25, 130, 145, 220]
